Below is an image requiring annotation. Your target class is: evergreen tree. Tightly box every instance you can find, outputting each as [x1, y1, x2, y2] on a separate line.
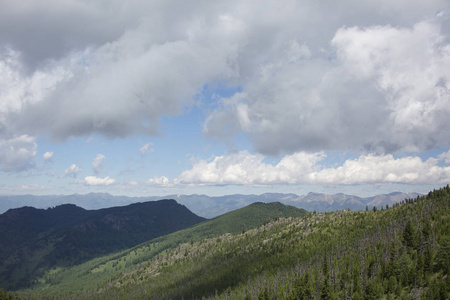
[421, 219, 431, 241]
[435, 235, 450, 275]
[403, 220, 419, 250]
[287, 274, 313, 300]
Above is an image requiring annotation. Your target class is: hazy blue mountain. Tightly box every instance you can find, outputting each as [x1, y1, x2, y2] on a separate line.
[0, 191, 420, 219]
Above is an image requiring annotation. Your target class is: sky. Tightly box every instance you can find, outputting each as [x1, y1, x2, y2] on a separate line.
[1, 0, 450, 198]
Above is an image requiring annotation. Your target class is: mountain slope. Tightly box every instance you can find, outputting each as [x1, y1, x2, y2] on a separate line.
[17, 202, 307, 294]
[27, 186, 447, 299]
[0, 200, 205, 290]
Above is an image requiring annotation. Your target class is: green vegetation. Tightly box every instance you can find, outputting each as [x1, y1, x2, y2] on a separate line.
[8, 187, 450, 299]
[0, 288, 20, 300]
[14, 202, 306, 297]
[0, 200, 205, 290]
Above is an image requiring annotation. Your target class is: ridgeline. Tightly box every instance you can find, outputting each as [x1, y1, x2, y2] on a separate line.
[3, 187, 450, 299]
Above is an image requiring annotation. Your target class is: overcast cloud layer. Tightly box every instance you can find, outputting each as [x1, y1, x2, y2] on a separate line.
[0, 0, 449, 193]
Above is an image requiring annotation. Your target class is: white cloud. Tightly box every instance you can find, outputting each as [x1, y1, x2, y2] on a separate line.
[125, 180, 139, 186]
[63, 164, 82, 178]
[439, 150, 450, 164]
[176, 151, 323, 185]
[43, 151, 53, 161]
[176, 151, 450, 186]
[146, 176, 171, 187]
[0, 135, 37, 172]
[330, 22, 450, 152]
[140, 143, 153, 155]
[82, 176, 116, 186]
[92, 154, 105, 174]
[309, 155, 450, 185]
[0, 184, 44, 194]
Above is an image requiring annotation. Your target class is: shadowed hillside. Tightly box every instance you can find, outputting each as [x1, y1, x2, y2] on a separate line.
[13, 202, 307, 295]
[15, 187, 448, 299]
[0, 200, 205, 290]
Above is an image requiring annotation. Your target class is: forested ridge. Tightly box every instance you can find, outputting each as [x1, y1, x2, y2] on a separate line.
[0, 200, 205, 291]
[7, 186, 450, 299]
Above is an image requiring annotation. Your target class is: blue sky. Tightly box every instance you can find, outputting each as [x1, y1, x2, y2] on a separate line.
[0, 0, 449, 199]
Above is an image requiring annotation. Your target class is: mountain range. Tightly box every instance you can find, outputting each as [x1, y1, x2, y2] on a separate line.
[2, 186, 448, 299]
[0, 191, 420, 218]
[0, 200, 205, 290]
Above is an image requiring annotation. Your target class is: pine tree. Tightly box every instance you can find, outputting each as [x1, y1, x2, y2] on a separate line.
[435, 235, 450, 275]
[403, 220, 419, 250]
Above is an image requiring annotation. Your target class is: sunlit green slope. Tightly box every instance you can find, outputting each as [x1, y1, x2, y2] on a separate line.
[67, 186, 450, 300]
[17, 202, 306, 296]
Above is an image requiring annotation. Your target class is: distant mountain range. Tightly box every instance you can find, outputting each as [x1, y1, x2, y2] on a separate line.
[0, 191, 420, 218]
[0, 200, 205, 290]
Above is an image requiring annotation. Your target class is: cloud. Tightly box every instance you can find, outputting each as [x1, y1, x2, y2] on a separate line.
[43, 151, 53, 161]
[125, 180, 139, 186]
[140, 143, 153, 155]
[0, 135, 37, 172]
[0, 184, 44, 194]
[1, 5, 239, 141]
[0, 0, 449, 156]
[439, 150, 450, 164]
[176, 151, 323, 185]
[122, 177, 171, 188]
[176, 151, 450, 186]
[0, 0, 133, 72]
[146, 176, 171, 187]
[63, 164, 82, 178]
[310, 155, 450, 185]
[92, 154, 105, 174]
[81, 176, 116, 186]
[205, 17, 450, 155]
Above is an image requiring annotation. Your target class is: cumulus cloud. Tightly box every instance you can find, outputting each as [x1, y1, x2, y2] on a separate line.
[146, 176, 171, 187]
[0, 0, 449, 156]
[176, 151, 323, 185]
[92, 154, 105, 174]
[140, 143, 153, 155]
[205, 17, 450, 155]
[176, 151, 450, 186]
[81, 176, 116, 186]
[43, 152, 53, 161]
[309, 155, 450, 185]
[0, 135, 37, 172]
[63, 164, 82, 178]
[1, 3, 240, 141]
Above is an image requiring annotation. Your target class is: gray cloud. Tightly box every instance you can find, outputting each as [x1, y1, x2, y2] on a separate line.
[0, 135, 36, 172]
[205, 16, 450, 155]
[3, 8, 240, 140]
[1, 0, 449, 160]
[0, 0, 136, 73]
